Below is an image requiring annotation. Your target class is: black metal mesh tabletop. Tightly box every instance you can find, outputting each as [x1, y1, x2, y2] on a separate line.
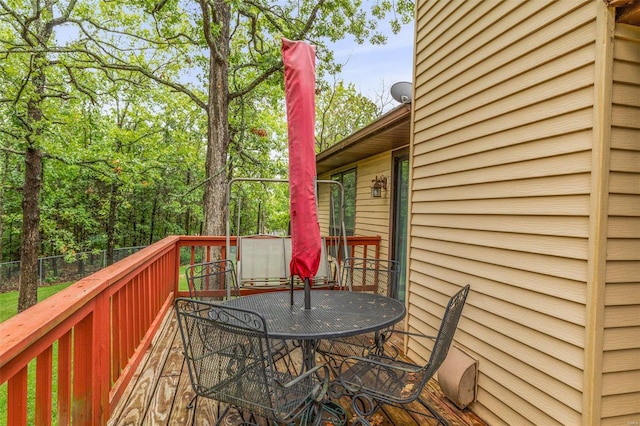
[223, 290, 406, 340]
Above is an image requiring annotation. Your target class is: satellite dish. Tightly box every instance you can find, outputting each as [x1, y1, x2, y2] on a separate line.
[390, 81, 412, 104]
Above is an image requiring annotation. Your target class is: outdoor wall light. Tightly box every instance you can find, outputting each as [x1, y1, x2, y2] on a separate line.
[371, 175, 388, 198]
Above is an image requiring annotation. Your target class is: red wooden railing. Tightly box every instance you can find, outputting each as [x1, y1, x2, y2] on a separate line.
[327, 235, 382, 261]
[0, 235, 380, 425]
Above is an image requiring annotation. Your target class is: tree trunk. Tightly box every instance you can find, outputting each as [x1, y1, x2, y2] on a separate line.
[18, 145, 42, 312]
[15, 1, 60, 312]
[149, 189, 158, 244]
[202, 0, 231, 240]
[106, 182, 118, 266]
[184, 170, 192, 233]
[0, 152, 8, 263]
[19, 52, 47, 312]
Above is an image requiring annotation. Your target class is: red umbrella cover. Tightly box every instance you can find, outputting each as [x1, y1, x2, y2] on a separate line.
[282, 38, 321, 282]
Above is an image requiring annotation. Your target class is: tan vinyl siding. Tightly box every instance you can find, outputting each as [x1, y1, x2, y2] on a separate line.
[410, 1, 601, 424]
[317, 153, 393, 259]
[353, 153, 392, 258]
[600, 23, 640, 423]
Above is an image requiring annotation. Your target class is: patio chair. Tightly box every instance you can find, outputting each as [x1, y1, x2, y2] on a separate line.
[333, 284, 470, 426]
[186, 259, 300, 374]
[317, 257, 400, 366]
[284, 237, 341, 289]
[339, 257, 399, 296]
[185, 259, 239, 301]
[175, 298, 336, 426]
[237, 235, 289, 290]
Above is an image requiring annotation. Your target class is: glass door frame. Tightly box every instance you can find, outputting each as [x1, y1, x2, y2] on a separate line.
[390, 148, 409, 302]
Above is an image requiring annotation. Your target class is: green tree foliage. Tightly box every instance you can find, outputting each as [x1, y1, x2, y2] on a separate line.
[316, 80, 379, 152]
[50, 0, 413, 236]
[0, 0, 413, 310]
[0, 0, 208, 308]
[0, 0, 78, 310]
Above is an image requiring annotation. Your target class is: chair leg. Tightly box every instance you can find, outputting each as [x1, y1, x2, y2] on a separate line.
[319, 351, 341, 377]
[212, 403, 232, 426]
[416, 396, 449, 426]
[186, 394, 197, 409]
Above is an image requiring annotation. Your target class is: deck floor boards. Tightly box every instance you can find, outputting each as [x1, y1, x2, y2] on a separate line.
[110, 308, 487, 426]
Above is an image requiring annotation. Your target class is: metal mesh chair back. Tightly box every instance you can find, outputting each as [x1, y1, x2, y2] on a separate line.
[185, 259, 238, 300]
[336, 285, 470, 410]
[175, 298, 322, 423]
[340, 257, 399, 298]
[422, 284, 470, 381]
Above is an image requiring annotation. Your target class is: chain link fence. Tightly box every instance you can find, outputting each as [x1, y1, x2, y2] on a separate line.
[0, 246, 146, 292]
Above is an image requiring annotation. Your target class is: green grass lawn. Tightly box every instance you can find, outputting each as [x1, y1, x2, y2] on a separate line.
[0, 282, 74, 323]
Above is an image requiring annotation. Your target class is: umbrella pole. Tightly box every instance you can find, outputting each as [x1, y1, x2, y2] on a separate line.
[304, 278, 311, 310]
[290, 276, 294, 306]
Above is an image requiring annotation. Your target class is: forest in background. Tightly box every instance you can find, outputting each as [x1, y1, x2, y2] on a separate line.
[0, 75, 385, 259]
[1, 0, 412, 310]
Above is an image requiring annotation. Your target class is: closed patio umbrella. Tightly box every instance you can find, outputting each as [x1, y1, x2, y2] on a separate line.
[282, 38, 321, 310]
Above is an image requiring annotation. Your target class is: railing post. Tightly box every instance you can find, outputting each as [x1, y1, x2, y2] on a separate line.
[175, 244, 182, 296]
[8, 367, 28, 426]
[93, 292, 111, 425]
[72, 314, 93, 424]
[35, 347, 53, 425]
[57, 331, 72, 425]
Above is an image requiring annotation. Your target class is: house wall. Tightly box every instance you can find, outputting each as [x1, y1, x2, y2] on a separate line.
[599, 22, 640, 425]
[410, 0, 639, 425]
[318, 152, 393, 259]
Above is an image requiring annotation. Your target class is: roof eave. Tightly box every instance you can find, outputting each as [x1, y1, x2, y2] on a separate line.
[316, 104, 411, 175]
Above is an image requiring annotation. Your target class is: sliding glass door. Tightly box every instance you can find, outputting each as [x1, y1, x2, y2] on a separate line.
[391, 151, 409, 302]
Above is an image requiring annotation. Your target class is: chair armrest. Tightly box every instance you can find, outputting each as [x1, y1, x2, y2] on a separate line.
[338, 355, 422, 375]
[367, 329, 436, 360]
[385, 329, 436, 341]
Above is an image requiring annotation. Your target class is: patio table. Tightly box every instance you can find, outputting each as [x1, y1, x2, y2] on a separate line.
[222, 290, 406, 371]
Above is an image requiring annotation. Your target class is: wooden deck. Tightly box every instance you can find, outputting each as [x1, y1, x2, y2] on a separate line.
[109, 308, 488, 426]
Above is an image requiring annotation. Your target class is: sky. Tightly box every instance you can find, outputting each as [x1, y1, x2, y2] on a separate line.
[325, 21, 415, 102]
